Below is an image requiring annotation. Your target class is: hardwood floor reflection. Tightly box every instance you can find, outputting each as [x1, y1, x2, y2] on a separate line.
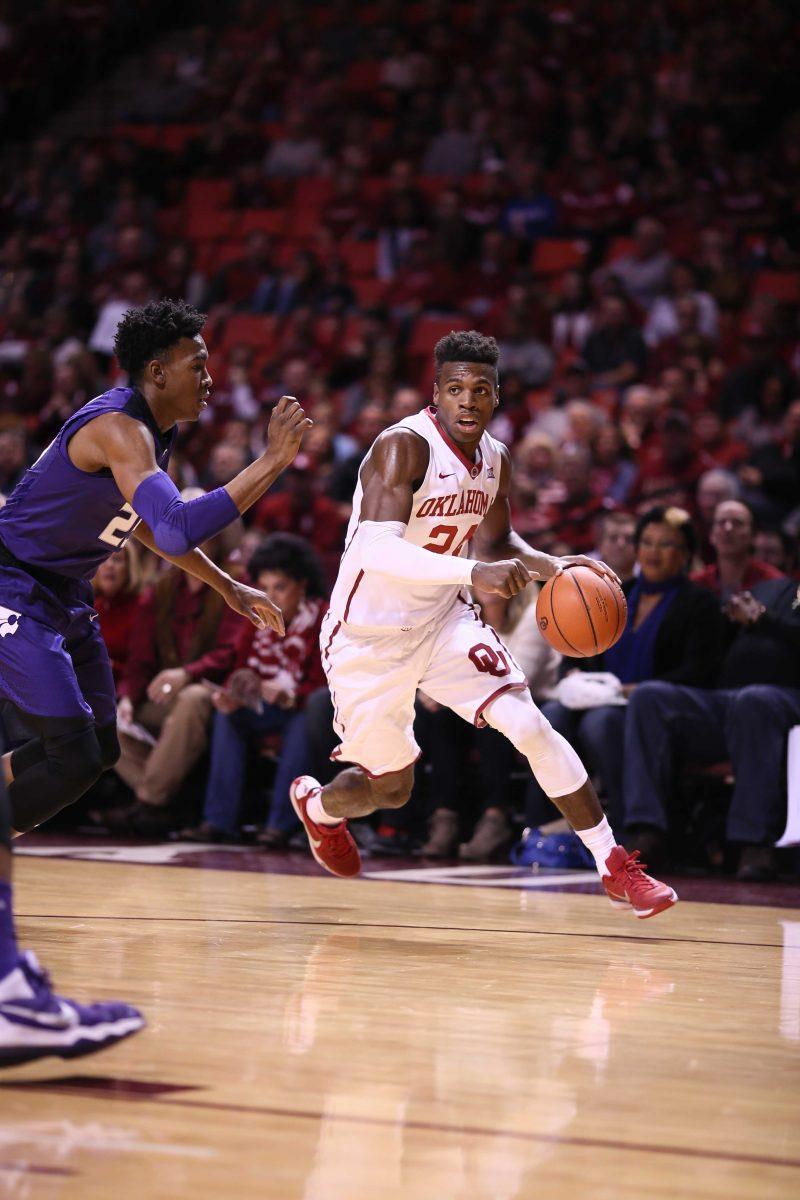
[0, 858, 797, 1199]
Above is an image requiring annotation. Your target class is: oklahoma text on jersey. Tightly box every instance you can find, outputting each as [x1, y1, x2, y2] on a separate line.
[329, 406, 503, 629]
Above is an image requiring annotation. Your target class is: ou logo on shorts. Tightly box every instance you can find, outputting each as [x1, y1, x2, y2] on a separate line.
[469, 643, 510, 678]
[0, 606, 21, 638]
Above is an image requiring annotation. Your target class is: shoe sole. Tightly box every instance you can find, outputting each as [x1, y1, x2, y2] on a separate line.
[290, 778, 361, 879]
[0, 1016, 145, 1068]
[606, 889, 678, 919]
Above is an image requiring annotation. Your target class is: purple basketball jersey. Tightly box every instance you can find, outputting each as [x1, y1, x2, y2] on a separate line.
[0, 386, 176, 580]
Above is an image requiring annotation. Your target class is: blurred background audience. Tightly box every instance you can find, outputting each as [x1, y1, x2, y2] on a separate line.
[2, 0, 799, 877]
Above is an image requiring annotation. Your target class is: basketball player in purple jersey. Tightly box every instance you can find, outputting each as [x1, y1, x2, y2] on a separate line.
[0, 299, 310, 1065]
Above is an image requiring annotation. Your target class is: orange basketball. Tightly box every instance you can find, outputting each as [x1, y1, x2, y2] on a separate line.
[536, 566, 627, 657]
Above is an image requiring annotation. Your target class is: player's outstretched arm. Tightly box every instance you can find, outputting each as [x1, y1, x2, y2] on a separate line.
[472, 446, 620, 585]
[133, 523, 285, 635]
[224, 395, 312, 515]
[92, 397, 309, 561]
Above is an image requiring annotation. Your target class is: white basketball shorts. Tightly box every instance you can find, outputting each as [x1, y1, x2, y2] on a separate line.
[320, 597, 529, 777]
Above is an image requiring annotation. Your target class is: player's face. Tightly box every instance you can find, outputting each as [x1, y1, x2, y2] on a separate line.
[162, 335, 213, 421]
[433, 362, 498, 450]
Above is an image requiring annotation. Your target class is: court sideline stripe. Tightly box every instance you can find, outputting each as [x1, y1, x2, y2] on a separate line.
[19, 913, 786, 950]
[115, 1095, 800, 1172]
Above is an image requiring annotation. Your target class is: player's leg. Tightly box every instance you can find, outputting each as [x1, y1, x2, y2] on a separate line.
[291, 763, 414, 878]
[483, 689, 677, 917]
[9, 713, 105, 834]
[421, 602, 676, 917]
[0, 771, 145, 1066]
[292, 618, 424, 877]
[2, 612, 119, 834]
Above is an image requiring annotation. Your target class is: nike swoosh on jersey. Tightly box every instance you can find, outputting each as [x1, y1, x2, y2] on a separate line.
[438, 472, 455, 478]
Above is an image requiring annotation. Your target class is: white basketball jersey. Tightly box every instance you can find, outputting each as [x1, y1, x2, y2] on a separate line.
[329, 407, 503, 629]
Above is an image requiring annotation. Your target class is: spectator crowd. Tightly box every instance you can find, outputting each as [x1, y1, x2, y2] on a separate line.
[0, 0, 799, 881]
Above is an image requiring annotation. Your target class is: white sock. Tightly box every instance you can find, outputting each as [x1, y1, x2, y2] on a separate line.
[306, 788, 341, 827]
[575, 816, 618, 876]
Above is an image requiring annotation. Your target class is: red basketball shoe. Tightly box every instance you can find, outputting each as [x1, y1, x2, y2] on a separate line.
[290, 776, 361, 879]
[602, 846, 678, 919]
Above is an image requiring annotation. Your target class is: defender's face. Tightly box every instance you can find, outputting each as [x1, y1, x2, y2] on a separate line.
[162, 335, 213, 421]
[433, 362, 498, 450]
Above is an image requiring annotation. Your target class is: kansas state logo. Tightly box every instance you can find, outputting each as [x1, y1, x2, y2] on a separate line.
[0, 606, 21, 637]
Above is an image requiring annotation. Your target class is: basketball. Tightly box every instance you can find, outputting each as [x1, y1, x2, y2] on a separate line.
[536, 566, 627, 657]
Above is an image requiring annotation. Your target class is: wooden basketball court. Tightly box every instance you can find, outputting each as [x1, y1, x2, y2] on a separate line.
[1, 852, 798, 1198]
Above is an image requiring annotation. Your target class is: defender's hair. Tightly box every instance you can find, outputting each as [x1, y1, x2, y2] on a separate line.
[248, 533, 328, 599]
[434, 330, 499, 379]
[114, 298, 206, 381]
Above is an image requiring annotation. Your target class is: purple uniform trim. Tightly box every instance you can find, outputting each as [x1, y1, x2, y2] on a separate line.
[133, 473, 239, 557]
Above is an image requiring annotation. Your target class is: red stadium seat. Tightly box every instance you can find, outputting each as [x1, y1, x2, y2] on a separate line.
[336, 241, 378, 278]
[532, 238, 589, 275]
[418, 176, 451, 200]
[186, 180, 234, 212]
[752, 270, 800, 304]
[605, 236, 637, 262]
[238, 210, 288, 237]
[407, 316, 471, 360]
[221, 315, 278, 353]
[158, 125, 203, 154]
[345, 61, 382, 93]
[294, 178, 333, 209]
[186, 208, 236, 241]
[285, 207, 324, 240]
[351, 277, 388, 307]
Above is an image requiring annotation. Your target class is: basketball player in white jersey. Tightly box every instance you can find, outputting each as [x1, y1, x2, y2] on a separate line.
[292, 331, 677, 918]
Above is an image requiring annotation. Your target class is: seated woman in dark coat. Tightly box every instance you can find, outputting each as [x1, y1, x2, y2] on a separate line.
[526, 506, 724, 829]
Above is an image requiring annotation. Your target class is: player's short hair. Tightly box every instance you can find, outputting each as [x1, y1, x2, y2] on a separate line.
[434, 330, 499, 380]
[248, 533, 328, 599]
[114, 298, 206, 381]
[635, 505, 696, 557]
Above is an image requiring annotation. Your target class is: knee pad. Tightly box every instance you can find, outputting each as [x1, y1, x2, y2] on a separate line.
[43, 718, 103, 789]
[483, 690, 587, 799]
[96, 721, 121, 770]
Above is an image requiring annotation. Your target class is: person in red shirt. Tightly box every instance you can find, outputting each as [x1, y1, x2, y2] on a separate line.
[691, 499, 785, 600]
[109, 530, 244, 835]
[632, 409, 716, 511]
[252, 453, 347, 584]
[92, 543, 142, 687]
[184, 534, 327, 846]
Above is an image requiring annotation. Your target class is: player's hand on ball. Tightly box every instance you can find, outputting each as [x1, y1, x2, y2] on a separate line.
[225, 579, 285, 636]
[264, 394, 313, 468]
[471, 559, 532, 598]
[557, 554, 621, 587]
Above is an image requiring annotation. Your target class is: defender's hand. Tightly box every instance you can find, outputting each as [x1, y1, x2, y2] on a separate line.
[224, 579, 285, 636]
[557, 555, 621, 586]
[471, 559, 532, 598]
[264, 395, 313, 468]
